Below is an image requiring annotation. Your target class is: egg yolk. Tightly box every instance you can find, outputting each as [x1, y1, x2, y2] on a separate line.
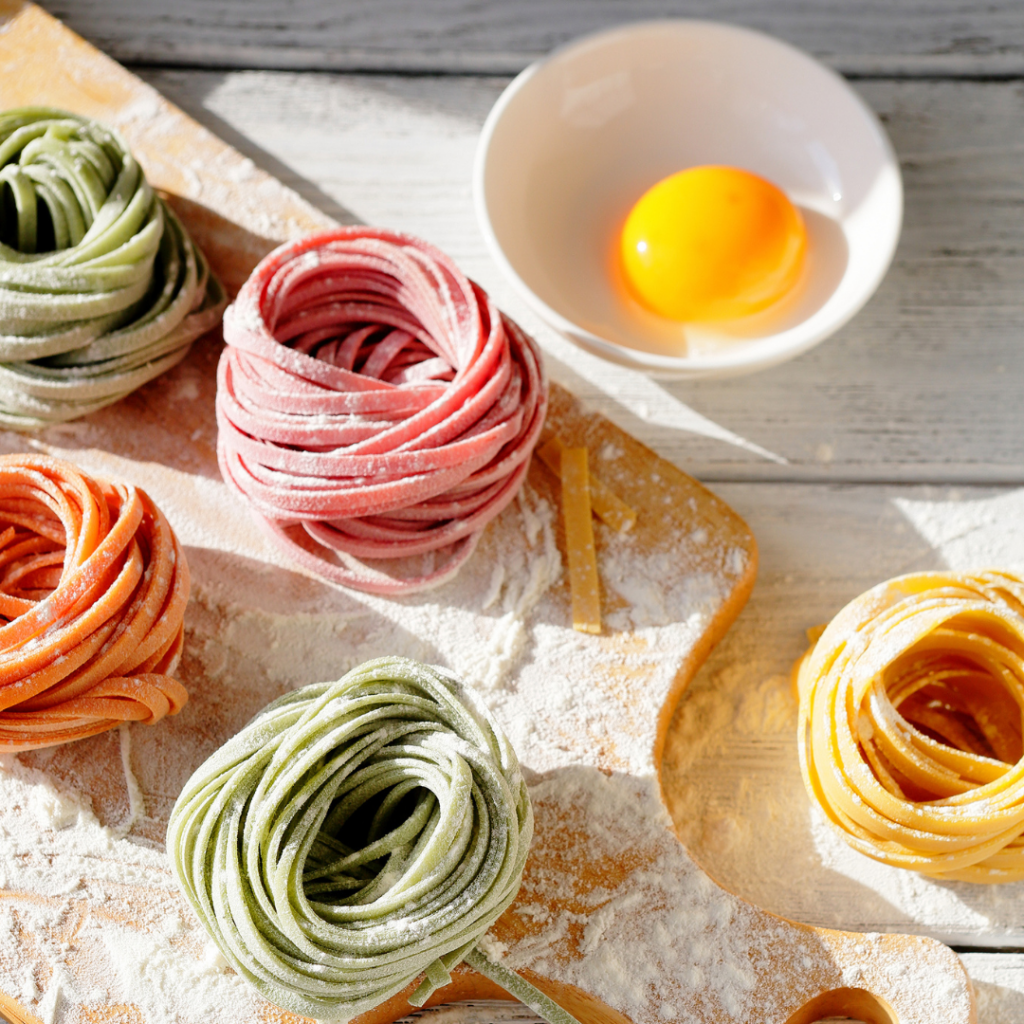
[619, 165, 807, 322]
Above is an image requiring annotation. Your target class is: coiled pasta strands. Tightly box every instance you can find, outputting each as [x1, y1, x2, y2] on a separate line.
[168, 657, 579, 1024]
[794, 570, 1024, 882]
[0, 453, 189, 750]
[216, 228, 547, 595]
[0, 107, 226, 427]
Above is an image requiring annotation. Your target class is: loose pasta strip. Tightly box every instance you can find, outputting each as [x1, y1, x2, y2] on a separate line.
[535, 436, 636, 533]
[794, 570, 1024, 882]
[0, 453, 189, 750]
[168, 657, 580, 1024]
[216, 228, 547, 595]
[560, 447, 601, 634]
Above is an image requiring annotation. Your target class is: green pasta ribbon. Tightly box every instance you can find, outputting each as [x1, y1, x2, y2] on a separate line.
[168, 657, 581, 1024]
[0, 107, 226, 427]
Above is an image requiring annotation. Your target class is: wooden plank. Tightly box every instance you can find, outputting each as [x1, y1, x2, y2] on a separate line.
[137, 68, 1024, 486]
[661, 480, 1024, 947]
[403, 969, 1024, 1024]
[37, 0, 1024, 77]
[395, 970, 1024, 1024]
[394, 963, 1024, 1024]
[0, 9, 964, 1024]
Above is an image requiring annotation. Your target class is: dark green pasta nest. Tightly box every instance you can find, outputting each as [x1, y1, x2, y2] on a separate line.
[0, 107, 226, 427]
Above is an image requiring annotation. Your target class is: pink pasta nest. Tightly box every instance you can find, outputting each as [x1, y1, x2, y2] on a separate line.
[216, 227, 548, 595]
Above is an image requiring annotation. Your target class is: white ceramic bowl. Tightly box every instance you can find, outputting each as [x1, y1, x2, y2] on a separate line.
[474, 20, 903, 378]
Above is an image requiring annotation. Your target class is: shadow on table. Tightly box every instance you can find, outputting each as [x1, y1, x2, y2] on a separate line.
[973, 977, 1024, 1024]
[134, 67, 362, 229]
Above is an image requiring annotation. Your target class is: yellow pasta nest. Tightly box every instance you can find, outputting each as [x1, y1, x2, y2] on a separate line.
[794, 570, 1024, 882]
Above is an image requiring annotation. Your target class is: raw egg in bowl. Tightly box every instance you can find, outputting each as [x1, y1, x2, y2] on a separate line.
[474, 20, 902, 378]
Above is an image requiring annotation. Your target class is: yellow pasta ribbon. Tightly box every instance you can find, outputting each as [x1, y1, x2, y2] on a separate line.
[536, 437, 636, 533]
[560, 447, 601, 634]
[794, 570, 1024, 882]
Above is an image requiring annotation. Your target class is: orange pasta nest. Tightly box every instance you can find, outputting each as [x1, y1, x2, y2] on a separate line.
[794, 571, 1024, 882]
[0, 454, 189, 751]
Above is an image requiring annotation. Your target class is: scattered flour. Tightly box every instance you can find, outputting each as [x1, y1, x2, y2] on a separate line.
[491, 768, 971, 1024]
[0, 756, 263, 1024]
[0, 442, 970, 1023]
[0, 450, 765, 1023]
[115, 724, 145, 839]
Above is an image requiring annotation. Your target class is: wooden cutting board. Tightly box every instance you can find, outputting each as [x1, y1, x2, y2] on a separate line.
[0, 4, 976, 1023]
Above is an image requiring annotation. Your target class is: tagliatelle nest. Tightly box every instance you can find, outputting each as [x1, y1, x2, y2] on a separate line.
[0, 107, 225, 427]
[216, 227, 546, 595]
[795, 570, 1024, 882]
[0, 453, 190, 749]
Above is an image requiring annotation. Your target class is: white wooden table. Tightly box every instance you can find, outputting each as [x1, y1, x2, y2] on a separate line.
[32, 3, 1024, 1022]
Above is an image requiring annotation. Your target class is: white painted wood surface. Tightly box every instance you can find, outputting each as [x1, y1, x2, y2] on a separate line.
[135, 69, 1024, 487]
[14, 2, 1024, 1021]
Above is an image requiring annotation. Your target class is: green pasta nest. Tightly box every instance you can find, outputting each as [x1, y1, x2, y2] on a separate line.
[168, 657, 534, 1021]
[0, 107, 226, 427]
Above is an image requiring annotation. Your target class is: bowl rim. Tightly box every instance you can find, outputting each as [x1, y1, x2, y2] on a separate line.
[473, 18, 904, 379]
